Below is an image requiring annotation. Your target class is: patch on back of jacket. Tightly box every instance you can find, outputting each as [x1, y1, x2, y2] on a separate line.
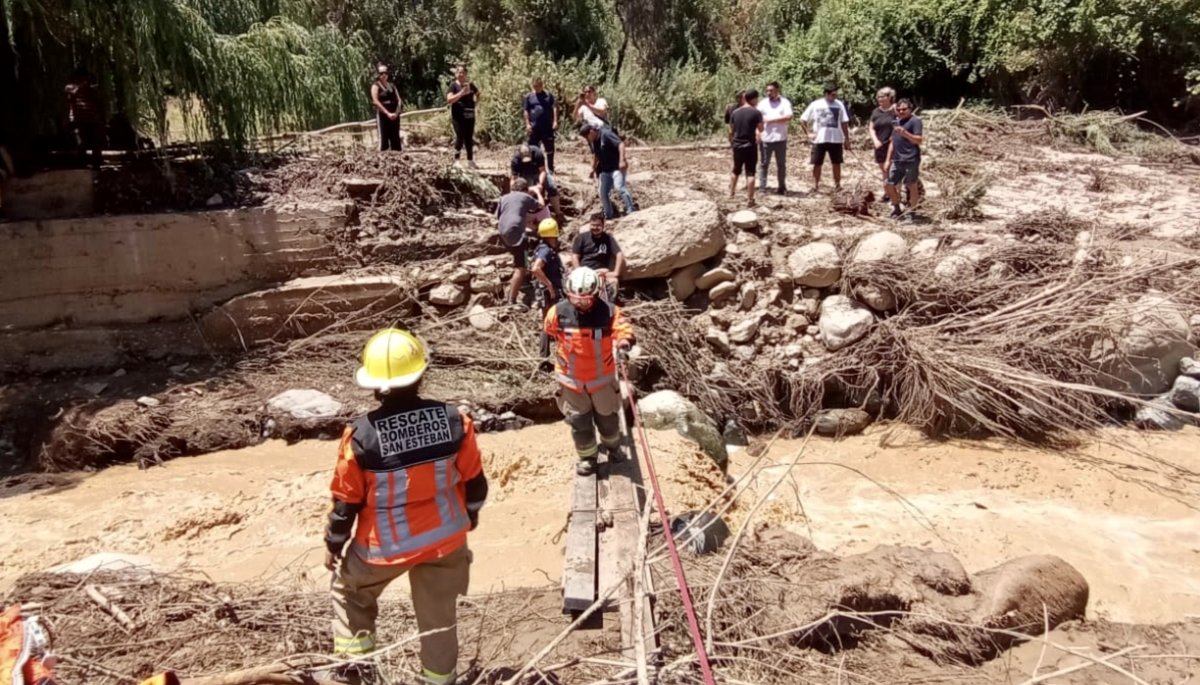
[374, 406, 454, 458]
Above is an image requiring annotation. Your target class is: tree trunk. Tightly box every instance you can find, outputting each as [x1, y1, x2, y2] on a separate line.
[0, 0, 16, 146]
[612, 0, 628, 84]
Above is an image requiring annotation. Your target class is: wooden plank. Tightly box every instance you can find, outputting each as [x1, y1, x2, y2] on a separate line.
[562, 469, 598, 613]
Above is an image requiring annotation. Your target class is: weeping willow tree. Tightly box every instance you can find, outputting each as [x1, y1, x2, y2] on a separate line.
[0, 0, 368, 150]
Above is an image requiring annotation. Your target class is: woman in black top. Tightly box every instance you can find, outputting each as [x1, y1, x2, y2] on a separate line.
[371, 64, 403, 151]
[446, 65, 481, 168]
[869, 87, 897, 182]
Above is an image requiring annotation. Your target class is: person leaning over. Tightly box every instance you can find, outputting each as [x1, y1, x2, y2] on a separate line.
[511, 143, 562, 221]
[370, 64, 403, 152]
[544, 267, 634, 476]
[524, 77, 559, 172]
[884, 98, 925, 220]
[757, 81, 793, 195]
[446, 65, 480, 168]
[869, 87, 897, 195]
[326, 328, 487, 685]
[728, 88, 764, 206]
[578, 123, 636, 219]
[496, 177, 543, 307]
[799, 82, 851, 192]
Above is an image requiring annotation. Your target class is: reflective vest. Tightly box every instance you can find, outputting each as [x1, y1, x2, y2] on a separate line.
[330, 400, 482, 566]
[544, 299, 634, 393]
[1, 606, 55, 685]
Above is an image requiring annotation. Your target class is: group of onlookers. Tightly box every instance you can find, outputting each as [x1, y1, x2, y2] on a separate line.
[725, 81, 923, 217]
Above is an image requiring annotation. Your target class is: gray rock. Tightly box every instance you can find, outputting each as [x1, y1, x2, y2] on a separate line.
[787, 242, 842, 287]
[800, 288, 822, 299]
[857, 284, 896, 312]
[806, 325, 821, 336]
[136, 396, 161, 408]
[738, 284, 758, 311]
[267, 389, 343, 420]
[82, 382, 108, 396]
[814, 408, 873, 436]
[429, 283, 467, 306]
[206, 193, 224, 207]
[709, 281, 739, 304]
[611, 200, 726, 279]
[852, 231, 907, 263]
[729, 315, 764, 345]
[696, 267, 736, 291]
[728, 209, 759, 230]
[638, 390, 729, 469]
[818, 295, 875, 351]
[796, 297, 820, 319]
[1092, 293, 1193, 395]
[112, 368, 127, 377]
[1169, 376, 1200, 412]
[669, 263, 706, 300]
[1135, 396, 1186, 430]
[732, 345, 757, 362]
[910, 238, 941, 259]
[448, 269, 472, 285]
[468, 304, 497, 332]
[722, 419, 749, 447]
[785, 314, 811, 332]
[934, 255, 975, 281]
[1180, 357, 1200, 379]
[705, 328, 731, 355]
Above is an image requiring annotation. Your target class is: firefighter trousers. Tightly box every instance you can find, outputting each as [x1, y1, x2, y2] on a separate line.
[331, 544, 471, 680]
[557, 382, 622, 460]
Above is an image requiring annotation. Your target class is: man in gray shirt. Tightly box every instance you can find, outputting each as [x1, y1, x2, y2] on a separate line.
[495, 177, 543, 306]
[884, 99, 925, 219]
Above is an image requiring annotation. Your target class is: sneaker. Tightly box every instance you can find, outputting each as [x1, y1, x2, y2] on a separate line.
[576, 459, 597, 476]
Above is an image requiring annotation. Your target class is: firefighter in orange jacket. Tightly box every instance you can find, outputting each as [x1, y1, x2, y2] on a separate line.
[544, 266, 635, 476]
[325, 329, 488, 685]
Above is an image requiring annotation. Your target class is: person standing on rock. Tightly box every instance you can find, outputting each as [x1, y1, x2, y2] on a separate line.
[579, 123, 636, 220]
[728, 88, 763, 206]
[496, 177, 543, 308]
[799, 83, 851, 192]
[524, 77, 558, 172]
[869, 87, 897, 193]
[370, 64, 403, 152]
[884, 99, 925, 220]
[571, 212, 626, 302]
[757, 81, 793, 195]
[544, 267, 634, 475]
[325, 328, 488, 685]
[446, 65, 480, 168]
[533, 218, 565, 360]
[511, 143, 561, 221]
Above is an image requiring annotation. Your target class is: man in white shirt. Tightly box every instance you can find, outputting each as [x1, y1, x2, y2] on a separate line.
[756, 81, 793, 195]
[575, 85, 609, 129]
[799, 82, 851, 192]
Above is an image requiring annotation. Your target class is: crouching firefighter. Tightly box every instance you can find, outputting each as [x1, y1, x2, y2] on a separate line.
[544, 267, 635, 476]
[325, 328, 488, 685]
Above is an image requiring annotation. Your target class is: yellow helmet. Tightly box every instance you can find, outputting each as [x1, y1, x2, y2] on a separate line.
[355, 328, 428, 391]
[537, 218, 560, 238]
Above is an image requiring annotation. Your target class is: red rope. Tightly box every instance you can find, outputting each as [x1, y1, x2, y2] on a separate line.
[619, 362, 717, 685]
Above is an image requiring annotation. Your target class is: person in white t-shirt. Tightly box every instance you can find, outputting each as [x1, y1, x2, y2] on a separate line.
[756, 81, 793, 195]
[799, 82, 852, 192]
[574, 85, 609, 130]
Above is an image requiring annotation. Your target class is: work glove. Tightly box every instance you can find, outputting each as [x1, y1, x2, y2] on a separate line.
[468, 510, 480, 531]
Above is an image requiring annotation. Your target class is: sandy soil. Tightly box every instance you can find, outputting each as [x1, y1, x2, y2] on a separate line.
[730, 425, 1200, 624]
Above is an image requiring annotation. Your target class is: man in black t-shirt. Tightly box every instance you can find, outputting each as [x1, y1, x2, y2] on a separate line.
[571, 212, 625, 301]
[728, 88, 764, 206]
[579, 124, 637, 219]
[446, 65, 480, 168]
[511, 143, 561, 221]
[524, 77, 558, 172]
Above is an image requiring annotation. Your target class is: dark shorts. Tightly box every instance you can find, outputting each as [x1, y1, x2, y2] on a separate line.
[509, 242, 529, 270]
[887, 160, 921, 186]
[811, 142, 844, 165]
[731, 145, 757, 176]
[874, 142, 891, 164]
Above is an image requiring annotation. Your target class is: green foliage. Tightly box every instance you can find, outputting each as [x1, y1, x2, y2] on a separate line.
[459, 0, 616, 67]
[605, 61, 754, 141]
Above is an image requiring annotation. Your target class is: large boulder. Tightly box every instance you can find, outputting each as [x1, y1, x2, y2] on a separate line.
[637, 390, 729, 470]
[819, 295, 875, 351]
[611, 201, 725, 280]
[853, 231, 907, 263]
[788, 242, 842, 287]
[1091, 293, 1194, 395]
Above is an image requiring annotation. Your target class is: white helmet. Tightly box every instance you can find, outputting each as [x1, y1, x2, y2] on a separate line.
[566, 267, 602, 303]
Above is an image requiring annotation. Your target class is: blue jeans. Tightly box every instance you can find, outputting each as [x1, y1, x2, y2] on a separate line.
[598, 170, 635, 219]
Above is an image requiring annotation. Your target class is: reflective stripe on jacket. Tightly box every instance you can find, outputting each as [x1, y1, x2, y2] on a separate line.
[543, 299, 634, 393]
[330, 400, 483, 566]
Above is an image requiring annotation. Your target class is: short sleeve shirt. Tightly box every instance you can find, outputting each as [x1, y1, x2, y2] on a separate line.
[578, 98, 608, 128]
[729, 107, 762, 149]
[572, 232, 621, 271]
[891, 115, 923, 163]
[448, 81, 479, 121]
[757, 96, 793, 143]
[800, 98, 850, 144]
[592, 128, 623, 173]
[510, 146, 547, 179]
[533, 242, 564, 290]
[870, 107, 897, 147]
[496, 192, 538, 247]
[524, 91, 555, 136]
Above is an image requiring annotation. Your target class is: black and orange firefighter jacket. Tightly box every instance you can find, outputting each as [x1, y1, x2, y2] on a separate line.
[543, 299, 634, 393]
[324, 397, 488, 566]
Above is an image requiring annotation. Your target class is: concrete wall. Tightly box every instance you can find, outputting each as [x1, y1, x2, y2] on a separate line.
[0, 201, 349, 330]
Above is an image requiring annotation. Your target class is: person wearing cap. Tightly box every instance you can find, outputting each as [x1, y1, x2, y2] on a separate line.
[446, 64, 480, 168]
[511, 142, 561, 221]
[370, 64, 403, 152]
[524, 76, 558, 172]
[326, 328, 488, 685]
[578, 123, 636, 220]
[544, 267, 635, 476]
